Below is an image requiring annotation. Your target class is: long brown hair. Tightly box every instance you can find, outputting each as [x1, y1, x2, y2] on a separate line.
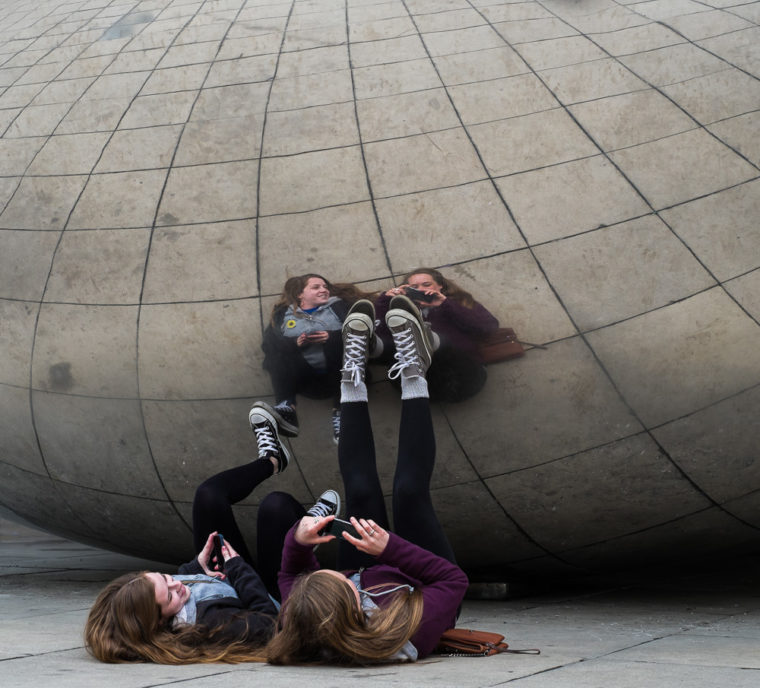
[84, 572, 270, 664]
[270, 273, 371, 324]
[403, 267, 476, 308]
[265, 570, 424, 665]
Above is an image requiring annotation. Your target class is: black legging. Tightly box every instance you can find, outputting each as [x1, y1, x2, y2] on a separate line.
[192, 399, 455, 594]
[192, 460, 304, 600]
[265, 335, 343, 405]
[337, 398, 456, 570]
[375, 335, 487, 402]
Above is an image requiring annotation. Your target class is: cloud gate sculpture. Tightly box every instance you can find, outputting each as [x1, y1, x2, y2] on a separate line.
[1, 0, 759, 579]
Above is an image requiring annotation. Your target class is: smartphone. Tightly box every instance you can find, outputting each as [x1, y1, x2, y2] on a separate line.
[327, 517, 361, 540]
[404, 287, 436, 302]
[212, 533, 225, 572]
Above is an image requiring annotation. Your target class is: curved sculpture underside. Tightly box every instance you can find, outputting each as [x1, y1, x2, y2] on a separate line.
[1, 0, 759, 579]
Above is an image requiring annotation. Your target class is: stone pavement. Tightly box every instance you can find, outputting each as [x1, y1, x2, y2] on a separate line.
[2, 515, 759, 687]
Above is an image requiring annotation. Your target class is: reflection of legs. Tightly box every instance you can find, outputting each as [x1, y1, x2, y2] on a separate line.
[393, 398, 456, 563]
[426, 347, 487, 403]
[192, 459, 274, 564]
[256, 491, 306, 600]
[266, 351, 308, 405]
[338, 401, 388, 569]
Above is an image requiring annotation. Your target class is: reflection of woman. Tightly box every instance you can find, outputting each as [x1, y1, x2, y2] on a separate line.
[266, 299, 468, 665]
[375, 267, 499, 402]
[260, 274, 372, 445]
[84, 415, 303, 664]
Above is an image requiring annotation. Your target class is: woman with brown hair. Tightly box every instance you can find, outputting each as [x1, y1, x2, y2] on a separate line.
[84, 406, 336, 664]
[375, 267, 499, 402]
[266, 298, 468, 665]
[260, 273, 376, 445]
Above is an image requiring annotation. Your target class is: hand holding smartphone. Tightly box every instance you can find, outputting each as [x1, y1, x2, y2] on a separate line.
[327, 517, 361, 540]
[404, 287, 436, 303]
[212, 533, 225, 572]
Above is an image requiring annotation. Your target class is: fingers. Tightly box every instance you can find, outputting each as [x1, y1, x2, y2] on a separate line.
[295, 514, 336, 545]
[344, 517, 387, 555]
[222, 540, 239, 559]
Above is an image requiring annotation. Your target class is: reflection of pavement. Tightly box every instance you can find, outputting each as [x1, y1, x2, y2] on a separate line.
[2, 517, 758, 687]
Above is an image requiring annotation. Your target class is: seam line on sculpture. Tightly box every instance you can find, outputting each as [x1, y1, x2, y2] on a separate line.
[465, 0, 757, 518]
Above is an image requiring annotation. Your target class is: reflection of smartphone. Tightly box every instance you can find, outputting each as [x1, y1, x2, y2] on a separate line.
[404, 287, 435, 302]
[327, 517, 361, 540]
[212, 533, 225, 572]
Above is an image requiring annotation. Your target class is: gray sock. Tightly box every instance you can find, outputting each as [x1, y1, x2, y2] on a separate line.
[400, 375, 429, 400]
[341, 380, 368, 403]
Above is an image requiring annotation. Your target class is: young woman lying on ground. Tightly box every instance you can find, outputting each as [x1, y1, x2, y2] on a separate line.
[84, 409, 331, 664]
[264, 296, 469, 664]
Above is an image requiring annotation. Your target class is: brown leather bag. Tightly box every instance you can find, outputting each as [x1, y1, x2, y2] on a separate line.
[477, 328, 525, 364]
[435, 628, 540, 656]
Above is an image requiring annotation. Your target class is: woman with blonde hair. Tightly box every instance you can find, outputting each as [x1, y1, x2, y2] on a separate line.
[260, 273, 376, 445]
[266, 297, 468, 665]
[376, 266, 499, 402]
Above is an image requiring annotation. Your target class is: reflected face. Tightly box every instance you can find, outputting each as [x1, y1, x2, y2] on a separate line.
[407, 273, 442, 294]
[317, 569, 361, 610]
[298, 277, 331, 309]
[145, 572, 190, 620]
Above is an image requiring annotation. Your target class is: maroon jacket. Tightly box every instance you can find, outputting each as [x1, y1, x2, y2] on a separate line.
[278, 526, 469, 658]
[375, 293, 498, 361]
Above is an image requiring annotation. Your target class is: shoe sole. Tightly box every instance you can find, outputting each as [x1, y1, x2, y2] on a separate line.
[389, 294, 422, 320]
[348, 299, 376, 322]
[250, 400, 299, 437]
[385, 309, 433, 368]
[248, 404, 291, 472]
[343, 311, 373, 335]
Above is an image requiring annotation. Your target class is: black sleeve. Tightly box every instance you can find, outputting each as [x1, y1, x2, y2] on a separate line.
[177, 558, 204, 575]
[224, 557, 278, 614]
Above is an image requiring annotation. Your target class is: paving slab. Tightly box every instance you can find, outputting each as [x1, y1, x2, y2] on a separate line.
[1, 515, 758, 687]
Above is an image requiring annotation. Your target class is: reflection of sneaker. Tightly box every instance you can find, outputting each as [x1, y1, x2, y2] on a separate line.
[341, 300, 375, 386]
[248, 403, 290, 474]
[386, 295, 432, 380]
[331, 408, 340, 446]
[253, 400, 298, 437]
[307, 489, 341, 521]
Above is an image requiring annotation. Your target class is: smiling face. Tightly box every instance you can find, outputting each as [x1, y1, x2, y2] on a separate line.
[407, 272, 443, 294]
[298, 277, 331, 309]
[144, 572, 190, 620]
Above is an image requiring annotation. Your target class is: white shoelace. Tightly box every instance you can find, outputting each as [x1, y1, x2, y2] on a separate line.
[387, 326, 420, 380]
[332, 412, 340, 434]
[254, 424, 278, 458]
[342, 331, 367, 385]
[308, 500, 335, 519]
